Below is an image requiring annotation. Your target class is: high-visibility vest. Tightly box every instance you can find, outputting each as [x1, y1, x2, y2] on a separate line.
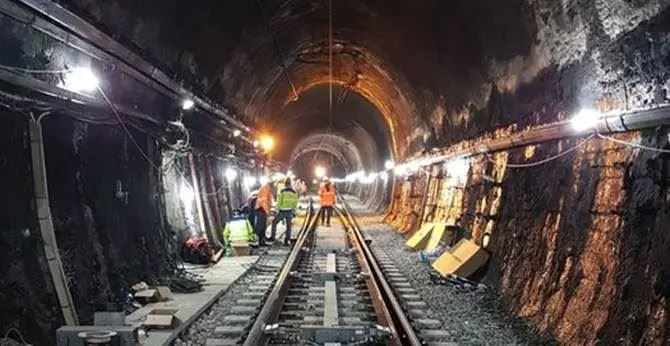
[319, 185, 336, 206]
[223, 216, 255, 243]
[276, 187, 299, 211]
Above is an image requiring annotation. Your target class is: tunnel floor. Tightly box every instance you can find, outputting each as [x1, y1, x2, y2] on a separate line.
[168, 194, 555, 346]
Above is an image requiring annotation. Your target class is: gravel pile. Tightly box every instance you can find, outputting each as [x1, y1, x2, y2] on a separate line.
[363, 223, 557, 346]
[173, 248, 290, 345]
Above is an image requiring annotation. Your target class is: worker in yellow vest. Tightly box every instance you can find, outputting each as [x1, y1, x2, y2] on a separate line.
[223, 209, 256, 245]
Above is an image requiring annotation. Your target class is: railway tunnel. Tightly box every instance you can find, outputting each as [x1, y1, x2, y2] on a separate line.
[1, 0, 670, 345]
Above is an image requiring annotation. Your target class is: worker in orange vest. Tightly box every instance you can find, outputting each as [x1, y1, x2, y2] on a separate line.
[318, 177, 336, 226]
[255, 179, 274, 246]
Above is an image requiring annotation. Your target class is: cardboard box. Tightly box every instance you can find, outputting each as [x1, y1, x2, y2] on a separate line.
[405, 223, 434, 250]
[134, 289, 157, 303]
[155, 286, 173, 301]
[432, 238, 489, 278]
[231, 242, 250, 256]
[425, 222, 453, 251]
[144, 308, 180, 329]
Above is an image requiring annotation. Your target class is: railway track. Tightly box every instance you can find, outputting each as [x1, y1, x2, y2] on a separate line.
[180, 196, 457, 345]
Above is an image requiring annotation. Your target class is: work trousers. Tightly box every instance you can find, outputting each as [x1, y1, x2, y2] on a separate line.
[255, 209, 267, 245]
[321, 206, 333, 226]
[271, 210, 294, 244]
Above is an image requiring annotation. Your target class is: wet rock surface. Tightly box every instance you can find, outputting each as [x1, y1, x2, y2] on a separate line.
[363, 223, 557, 346]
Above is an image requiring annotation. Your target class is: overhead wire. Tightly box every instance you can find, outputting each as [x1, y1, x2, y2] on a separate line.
[254, 0, 298, 100]
[487, 134, 595, 168]
[1, 328, 27, 345]
[596, 132, 670, 154]
[310, 0, 334, 166]
[0, 64, 70, 74]
[97, 85, 162, 171]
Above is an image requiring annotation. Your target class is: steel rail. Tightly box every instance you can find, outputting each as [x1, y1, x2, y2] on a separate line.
[336, 194, 423, 346]
[243, 201, 321, 346]
[334, 206, 400, 344]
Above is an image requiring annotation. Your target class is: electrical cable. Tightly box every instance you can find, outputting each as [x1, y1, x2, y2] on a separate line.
[97, 85, 161, 172]
[253, 0, 298, 100]
[0, 64, 69, 74]
[488, 134, 595, 168]
[310, 0, 335, 166]
[596, 132, 670, 154]
[1, 328, 27, 345]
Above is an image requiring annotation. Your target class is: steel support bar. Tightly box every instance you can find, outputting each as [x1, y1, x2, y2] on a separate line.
[4, 0, 250, 137]
[188, 153, 209, 239]
[29, 118, 78, 325]
[0, 68, 161, 125]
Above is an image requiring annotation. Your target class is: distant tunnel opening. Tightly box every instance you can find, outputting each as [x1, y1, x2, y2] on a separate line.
[260, 83, 394, 211]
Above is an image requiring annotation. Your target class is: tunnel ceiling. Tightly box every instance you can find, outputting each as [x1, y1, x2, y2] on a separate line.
[57, 0, 541, 158]
[56, 0, 668, 162]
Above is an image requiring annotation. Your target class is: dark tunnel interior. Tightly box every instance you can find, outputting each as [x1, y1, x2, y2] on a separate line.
[1, 0, 670, 344]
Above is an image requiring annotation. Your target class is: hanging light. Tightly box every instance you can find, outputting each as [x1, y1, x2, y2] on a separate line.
[444, 158, 470, 185]
[379, 171, 389, 182]
[570, 108, 601, 132]
[225, 167, 238, 181]
[182, 99, 195, 110]
[59, 67, 99, 93]
[243, 176, 257, 188]
[179, 181, 194, 204]
[233, 129, 242, 137]
[260, 135, 275, 152]
[314, 165, 327, 178]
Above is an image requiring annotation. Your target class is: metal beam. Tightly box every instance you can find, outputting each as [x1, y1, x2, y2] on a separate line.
[29, 118, 78, 325]
[0, 67, 161, 125]
[415, 106, 670, 166]
[5, 0, 251, 136]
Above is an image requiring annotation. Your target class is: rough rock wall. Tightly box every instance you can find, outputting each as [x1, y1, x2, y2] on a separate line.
[394, 128, 670, 344]
[41, 115, 174, 325]
[387, 4, 670, 341]
[0, 111, 62, 345]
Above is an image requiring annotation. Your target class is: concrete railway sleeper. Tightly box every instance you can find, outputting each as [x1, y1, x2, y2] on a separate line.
[178, 199, 462, 346]
[174, 207, 317, 346]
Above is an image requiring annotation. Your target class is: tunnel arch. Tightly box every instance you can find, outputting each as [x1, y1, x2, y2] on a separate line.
[233, 40, 427, 159]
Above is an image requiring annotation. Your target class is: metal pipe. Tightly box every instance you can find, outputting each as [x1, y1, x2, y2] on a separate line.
[417, 106, 670, 166]
[28, 114, 78, 325]
[3, 0, 251, 137]
[188, 153, 208, 239]
[199, 157, 223, 248]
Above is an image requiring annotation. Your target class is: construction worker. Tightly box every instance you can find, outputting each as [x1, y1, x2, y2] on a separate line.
[318, 177, 336, 226]
[223, 209, 256, 245]
[270, 178, 299, 245]
[255, 179, 273, 246]
[245, 189, 259, 228]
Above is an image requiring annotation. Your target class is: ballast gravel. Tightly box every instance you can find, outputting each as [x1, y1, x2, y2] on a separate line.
[173, 248, 289, 346]
[363, 223, 557, 346]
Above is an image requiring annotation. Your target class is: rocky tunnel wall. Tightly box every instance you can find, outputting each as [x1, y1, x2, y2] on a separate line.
[0, 11, 252, 343]
[385, 4, 670, 343]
